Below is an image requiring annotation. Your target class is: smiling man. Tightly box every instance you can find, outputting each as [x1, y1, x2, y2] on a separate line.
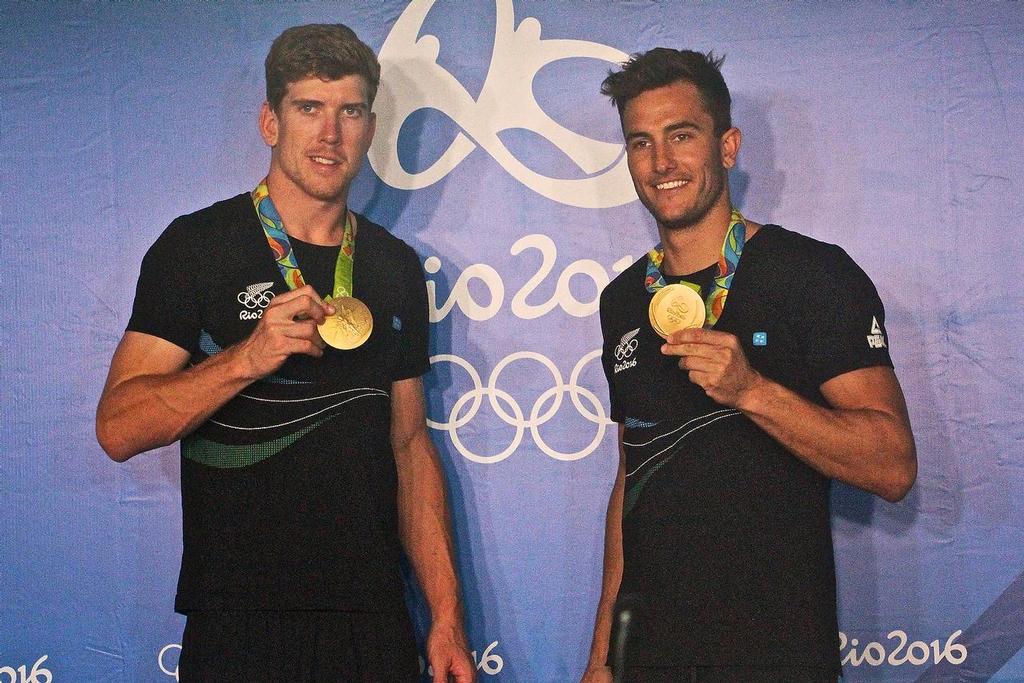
[582, 49, 917, 683]
[96, 24, 473, 682]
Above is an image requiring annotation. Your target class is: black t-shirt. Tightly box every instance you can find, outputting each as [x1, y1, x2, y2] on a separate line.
[127, 192, 429, 613]
[599, 225, 893, 668]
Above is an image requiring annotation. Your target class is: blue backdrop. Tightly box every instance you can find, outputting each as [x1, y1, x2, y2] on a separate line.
[2, 1, 1023, 681]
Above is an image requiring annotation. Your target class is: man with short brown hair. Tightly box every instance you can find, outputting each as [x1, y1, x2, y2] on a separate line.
[583, 48, 916, 683]
[97, 24, 474, 682]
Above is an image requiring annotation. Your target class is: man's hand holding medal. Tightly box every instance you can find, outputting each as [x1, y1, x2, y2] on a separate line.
[235, 284, 333, 379]
[661, 326, 764, 408]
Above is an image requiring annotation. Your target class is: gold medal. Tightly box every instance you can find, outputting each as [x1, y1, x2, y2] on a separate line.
[318, 296, 373, 350]
[648, 296, 668, 338]
[649, 284, 706, 339]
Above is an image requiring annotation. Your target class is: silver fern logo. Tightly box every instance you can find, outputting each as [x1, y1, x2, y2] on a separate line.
[613, 328, 640, 374]
[237, 282, 275, 320]
[615, 328, 640, 360]
[236, 282, 275, 309]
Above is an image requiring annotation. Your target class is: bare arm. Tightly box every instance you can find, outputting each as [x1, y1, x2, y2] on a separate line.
[581, 426, 624, 683]
[665, 328, 916, 502]
[391, 377, 475, 683]
[96, 286, 331, 461]
[738, 365, 916, 501]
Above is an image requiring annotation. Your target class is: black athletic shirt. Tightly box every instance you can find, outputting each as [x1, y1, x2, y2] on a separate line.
[599, 225, 893, 669]
[127, 192, 429, 613]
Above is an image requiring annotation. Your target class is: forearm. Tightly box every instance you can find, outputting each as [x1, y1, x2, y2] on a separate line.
[587, 529, 622, 669]
[737, 373, 916, 501]
[96, 344, 257, 461]
[396, 431, 465, 629]
[587, 451, 624, 669]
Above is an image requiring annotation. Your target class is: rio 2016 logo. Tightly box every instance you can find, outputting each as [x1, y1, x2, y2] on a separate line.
[370, 0, 637, 209]
[420, 641, 503, 677]
[838, 629, 966, 668]
[0, 656, 51, 683]
[237, 282, 276, 321]
[424, 233, 633, 323]
[421, 234, 625, 463]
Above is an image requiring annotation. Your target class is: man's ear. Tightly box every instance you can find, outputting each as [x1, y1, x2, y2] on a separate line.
[720, 126, 741, 169]
[259, 101, 278, 147]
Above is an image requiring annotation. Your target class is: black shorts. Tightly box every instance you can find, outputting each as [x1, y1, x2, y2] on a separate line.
[178, 610, 420, 682]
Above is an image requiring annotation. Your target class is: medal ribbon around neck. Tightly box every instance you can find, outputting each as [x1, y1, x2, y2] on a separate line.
[644, 208, 747, 327]
[251, 178, 355, 300]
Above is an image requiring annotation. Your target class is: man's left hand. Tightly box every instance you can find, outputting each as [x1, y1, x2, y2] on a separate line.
[427, 622, 476, 683]
[662, 328, 763, 407]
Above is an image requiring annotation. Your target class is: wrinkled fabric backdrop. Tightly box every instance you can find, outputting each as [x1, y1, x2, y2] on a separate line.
[2, 1, 1023, 681]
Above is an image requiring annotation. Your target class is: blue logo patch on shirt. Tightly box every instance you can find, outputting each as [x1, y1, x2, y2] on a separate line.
[752, 331, 768, 346]
[392, 315, 402, 331]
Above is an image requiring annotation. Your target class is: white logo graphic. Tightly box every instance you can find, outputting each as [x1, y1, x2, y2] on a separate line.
[370, 0, 638, 208]
[425, 234, 633, 323]
[158, 643, 180, 680]
[614, 328, 640, 360]
[429, 350, 612, 463]
[613, 328, 640, 374]
[838, 629, 965, 668]
[237, 282, 275, 309]
[867, 316, 887, 348]
[237, 282, 275, 320]
[0, 655, 52, 683]
[421, 641, 504, 677]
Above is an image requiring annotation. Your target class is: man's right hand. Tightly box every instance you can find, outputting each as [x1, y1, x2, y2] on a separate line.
[234, 285, 334, 380]
[97, 285, 335, 461]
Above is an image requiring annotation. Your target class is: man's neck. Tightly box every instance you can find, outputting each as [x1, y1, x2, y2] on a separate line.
[657, 200, 733, 276]
[266, 173, 348, 246]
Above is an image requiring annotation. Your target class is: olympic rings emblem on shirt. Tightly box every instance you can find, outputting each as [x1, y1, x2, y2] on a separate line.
[236, 282, 276, 309]
[427, 350, 613, 463]
[614, 339, 638, 361]
[613, 328, 640, 361]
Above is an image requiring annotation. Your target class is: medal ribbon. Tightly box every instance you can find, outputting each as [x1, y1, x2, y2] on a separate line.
[644, 208, 747, 327]
[251, 178, 355, 300]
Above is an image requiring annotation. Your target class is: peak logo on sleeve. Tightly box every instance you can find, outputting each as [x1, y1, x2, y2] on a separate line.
[867, 316, 887, 348]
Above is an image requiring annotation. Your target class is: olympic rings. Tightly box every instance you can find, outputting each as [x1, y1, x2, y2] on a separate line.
[237, 289, 275, 309]
[427, 350, 612, 463]
[613, 338, 637, 360]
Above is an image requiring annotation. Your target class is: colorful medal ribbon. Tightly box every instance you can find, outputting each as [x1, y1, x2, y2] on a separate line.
[251, 178, 355, 300]
[644, 208, 747, 327]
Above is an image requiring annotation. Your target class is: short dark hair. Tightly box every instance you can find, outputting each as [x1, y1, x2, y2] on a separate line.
[601, 48, 732, 136]
[265, 24, 380, 111]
